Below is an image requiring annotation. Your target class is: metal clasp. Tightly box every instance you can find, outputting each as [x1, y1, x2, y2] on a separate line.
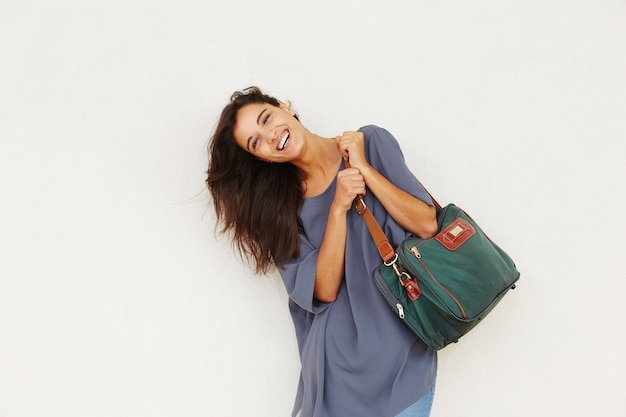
[384, 254, 411, 286]
[385, 254, 404, 279]
[355, 197, 367, 215]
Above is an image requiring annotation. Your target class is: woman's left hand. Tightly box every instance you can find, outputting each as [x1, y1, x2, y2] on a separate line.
[335, 131, 369, 171]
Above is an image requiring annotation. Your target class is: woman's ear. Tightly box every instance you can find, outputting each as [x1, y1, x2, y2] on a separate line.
[278, 100, 296, 117]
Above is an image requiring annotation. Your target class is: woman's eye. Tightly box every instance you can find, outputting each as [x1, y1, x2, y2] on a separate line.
[252, 138, 259, 150]
[263, 114, 270, 125]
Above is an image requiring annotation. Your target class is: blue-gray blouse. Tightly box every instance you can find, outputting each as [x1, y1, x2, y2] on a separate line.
[280, 125, 437, 417]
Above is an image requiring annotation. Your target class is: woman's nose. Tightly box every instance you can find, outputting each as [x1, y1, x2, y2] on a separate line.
[265, 128, 277, 142]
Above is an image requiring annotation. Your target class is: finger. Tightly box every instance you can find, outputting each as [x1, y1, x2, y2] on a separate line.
[335, 135, 350, 161]
[342, 167, 360, 175]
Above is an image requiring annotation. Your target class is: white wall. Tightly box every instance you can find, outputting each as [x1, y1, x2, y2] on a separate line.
[1, 1, 624, 416]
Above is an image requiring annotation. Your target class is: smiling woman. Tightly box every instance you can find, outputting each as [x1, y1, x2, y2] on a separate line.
[206, 87, 439, 417]
[206, 88, 305, 275]
[233, 102, 302, 159]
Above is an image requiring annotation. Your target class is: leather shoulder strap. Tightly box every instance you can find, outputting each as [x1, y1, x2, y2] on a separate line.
[345, 160, 440, 262]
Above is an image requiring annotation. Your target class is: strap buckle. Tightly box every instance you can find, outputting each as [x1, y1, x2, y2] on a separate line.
[385, 254, 421, 301]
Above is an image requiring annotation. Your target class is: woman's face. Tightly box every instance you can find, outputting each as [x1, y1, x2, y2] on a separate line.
[233, 102, 303, 162]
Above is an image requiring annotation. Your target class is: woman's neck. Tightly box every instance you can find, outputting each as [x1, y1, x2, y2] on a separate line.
[293, 133, 342, 198]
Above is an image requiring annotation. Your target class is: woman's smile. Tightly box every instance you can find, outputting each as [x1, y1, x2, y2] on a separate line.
[278, 130, 290, 150]
[233, 102, 301, 160]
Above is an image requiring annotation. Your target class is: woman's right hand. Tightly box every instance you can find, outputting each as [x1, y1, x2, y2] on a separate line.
[315, 167, 365, 302]
[333, 167, 366, 213]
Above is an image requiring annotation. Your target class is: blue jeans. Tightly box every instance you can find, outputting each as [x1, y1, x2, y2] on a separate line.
[393, 385, 436, 417]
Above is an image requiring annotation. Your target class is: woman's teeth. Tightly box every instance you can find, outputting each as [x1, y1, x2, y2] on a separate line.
[278, 132, 290, 150]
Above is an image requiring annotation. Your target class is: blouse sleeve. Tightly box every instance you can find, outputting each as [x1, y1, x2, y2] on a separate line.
[278, 233, 330, 315]
[359, 125, 434, 206]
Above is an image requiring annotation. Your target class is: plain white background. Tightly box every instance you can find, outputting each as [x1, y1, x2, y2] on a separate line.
[1, 1, 625, 416]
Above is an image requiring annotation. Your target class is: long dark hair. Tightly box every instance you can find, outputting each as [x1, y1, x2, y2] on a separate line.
[206, 87, 304, 274]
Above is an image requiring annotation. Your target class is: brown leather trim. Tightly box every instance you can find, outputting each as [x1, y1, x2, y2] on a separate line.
[435, 218, 475, 251]
[403, 278, 421, 301]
